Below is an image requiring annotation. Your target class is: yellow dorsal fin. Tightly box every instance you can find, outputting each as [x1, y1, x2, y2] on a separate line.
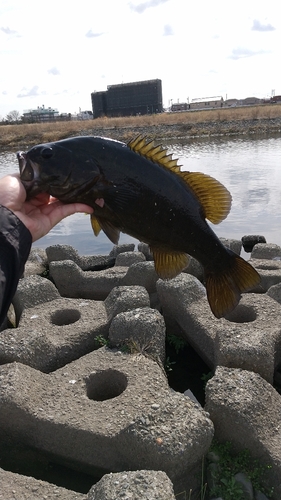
[128, 135, 181, 173]
[180, 171, 232, 224]
[150, 247, 189, 279]
[90, 214, 102, 236]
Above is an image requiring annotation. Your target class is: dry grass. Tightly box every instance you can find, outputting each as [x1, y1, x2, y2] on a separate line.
[1, 104, 281, 149]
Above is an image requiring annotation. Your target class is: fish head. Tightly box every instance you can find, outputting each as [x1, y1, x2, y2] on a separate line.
[17, 138, 101, 202]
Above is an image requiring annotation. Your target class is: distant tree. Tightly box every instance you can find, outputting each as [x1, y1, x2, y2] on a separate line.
[6, 110, 21, 123]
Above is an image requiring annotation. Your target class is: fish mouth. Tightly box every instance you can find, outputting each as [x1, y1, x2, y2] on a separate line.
[17, 151, 43, 198]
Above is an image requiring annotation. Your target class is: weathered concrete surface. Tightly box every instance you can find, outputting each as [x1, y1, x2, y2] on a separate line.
[23, 248, 48, 276]
[0, 467, 85, 500]
[13, 275, 60, 323]
[157, 274, 281, 383]
[115, 251, 146, 267]
[46, 244, 115, 270]
[0, 297, 108, 372]
[49, 260, 127, 300]
[251, 243, 281, 260]
[205, 367, 281, 498]
[1, 285, 151, 372]
[0, 348, 214, 489]
[250, 258, 281, 291]
[109, 307, 166, 363]
[88, 470, 176, 500]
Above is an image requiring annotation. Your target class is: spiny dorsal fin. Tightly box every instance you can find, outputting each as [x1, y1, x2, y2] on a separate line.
[128, 135, 181, 173]
[180, 171, 232, 224]
[150, 247, 189, 279]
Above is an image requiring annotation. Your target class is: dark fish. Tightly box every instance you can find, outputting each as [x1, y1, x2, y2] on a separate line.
[17, 135, 260, 318]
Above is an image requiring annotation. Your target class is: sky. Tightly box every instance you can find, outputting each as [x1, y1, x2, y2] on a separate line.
[1, 0, 281, 118]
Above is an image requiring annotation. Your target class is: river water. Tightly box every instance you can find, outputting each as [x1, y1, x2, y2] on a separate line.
[1, 133, 280, 256]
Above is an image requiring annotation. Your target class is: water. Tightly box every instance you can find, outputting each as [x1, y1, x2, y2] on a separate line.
[1, 134, 280, 256]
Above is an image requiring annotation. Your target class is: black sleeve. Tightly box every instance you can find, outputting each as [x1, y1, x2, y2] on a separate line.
[0, 205, 32, 327]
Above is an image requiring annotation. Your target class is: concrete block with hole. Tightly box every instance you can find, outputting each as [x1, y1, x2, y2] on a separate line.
[0, 285, 150, 372]
[157, 274, 281, 382]
[109, 307, 166, 363]
[0, 347, 214, 492]
[205, 366, 281, 498]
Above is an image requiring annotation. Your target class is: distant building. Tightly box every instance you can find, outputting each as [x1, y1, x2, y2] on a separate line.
[190, 96, 223, 110]
[91, 79, 163, 118]
[223, 98, 238, 107]
[239, 97, 261, 106]
[171, 102, 189, 112]
[22, 105, 59, 123]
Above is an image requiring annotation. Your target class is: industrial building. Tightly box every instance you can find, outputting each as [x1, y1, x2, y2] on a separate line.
[91, 79, 163, 118]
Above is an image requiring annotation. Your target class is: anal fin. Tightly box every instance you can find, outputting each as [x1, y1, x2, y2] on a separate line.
[150, 247, 189, 279]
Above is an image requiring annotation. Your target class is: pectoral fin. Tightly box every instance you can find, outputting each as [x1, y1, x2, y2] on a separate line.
[151, 247, 189, 279]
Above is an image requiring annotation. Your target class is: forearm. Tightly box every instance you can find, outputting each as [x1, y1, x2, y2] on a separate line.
[0, 205, 32, 326]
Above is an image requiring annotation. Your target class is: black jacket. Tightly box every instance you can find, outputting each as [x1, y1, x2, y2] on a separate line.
[0, 205, 32, 327]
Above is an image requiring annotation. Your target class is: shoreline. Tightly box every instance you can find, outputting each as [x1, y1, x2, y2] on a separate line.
[1, 105, 281, 149]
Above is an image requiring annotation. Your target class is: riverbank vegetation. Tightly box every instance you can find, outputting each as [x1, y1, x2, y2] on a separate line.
[1, 103, 281, 149]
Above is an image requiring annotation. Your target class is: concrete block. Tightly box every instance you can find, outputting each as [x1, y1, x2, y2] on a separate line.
[137, 242, 153, 260]
[205, 366, 281, 498]
[214, 294, 281, 383]
[249, 258, 281, 291]
[46, 244, 115, 271]
[104, 286, 150, 322]
[220, 237, 242, 255]
[156, 274, 212, 366]
[109, 244, 135, 257]
[251, 243, 281, 260]
[24, 248, 48, 276]
[115, 251, 146, 267]
[157, 274, 281, 383]
[267, 282, 281, 305]
[0, 467, 86, 500]
[242, 235, 266, 253]
[0, 348, 214, 489]
[109, 307, 166, 363]
[88, 470, 176, 500]
[12, 275, 60, 324]
[49, 260, 127, 300]
[123, 261, 159, 294]
[0, 297, 108, 372]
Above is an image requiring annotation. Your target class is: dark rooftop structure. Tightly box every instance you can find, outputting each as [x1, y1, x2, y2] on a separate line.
[91, 79, 163, 118]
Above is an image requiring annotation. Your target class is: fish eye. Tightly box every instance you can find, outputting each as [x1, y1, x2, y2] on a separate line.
[21, 164, 34, 182]
[41, 147, 53, 159]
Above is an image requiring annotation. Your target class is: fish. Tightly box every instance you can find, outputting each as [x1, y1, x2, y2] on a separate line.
[17, 135, 260, 318]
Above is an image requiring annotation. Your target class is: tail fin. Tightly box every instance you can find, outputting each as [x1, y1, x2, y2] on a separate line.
[205, 250, 261, 319]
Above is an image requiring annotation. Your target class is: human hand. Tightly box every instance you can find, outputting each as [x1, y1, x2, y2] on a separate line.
[0, 174, 94, 242]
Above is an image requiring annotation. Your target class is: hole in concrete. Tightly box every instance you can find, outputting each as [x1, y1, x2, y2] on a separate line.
[225, 304, 256, 323]
[86, 369, 128, 401]
[51, 309, 81, 326]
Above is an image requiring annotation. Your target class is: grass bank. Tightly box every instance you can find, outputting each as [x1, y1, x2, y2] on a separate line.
[1, 103, 281, 150]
